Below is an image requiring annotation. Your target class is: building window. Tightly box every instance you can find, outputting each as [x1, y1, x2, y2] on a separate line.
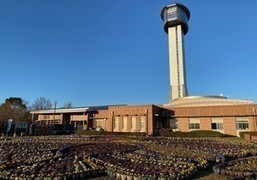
[211, 118, 223, 130]
[140, 116, 146, 132]
[211, 123, 223, 130]
[122, 116, 128, 131]
[114, 117, 119, 131]
[236, 119, 249, 130]
[189, 118, 200, 130]
[131, 116, 137, 132]
[95, 119, 103, 128]
[43, 115, 49, 119]
[169, 118, 178, 129]
[48, 119, 61, 125]
[189, 123, 200, 129]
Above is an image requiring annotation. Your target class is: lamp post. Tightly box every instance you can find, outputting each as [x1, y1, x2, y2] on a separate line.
[253, 108, 257, 131]
[111, 111, 114, 132]
[53, 101, 57, 123]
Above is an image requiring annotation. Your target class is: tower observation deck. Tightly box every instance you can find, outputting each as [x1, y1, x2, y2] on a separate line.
[161, 3, 190, 102]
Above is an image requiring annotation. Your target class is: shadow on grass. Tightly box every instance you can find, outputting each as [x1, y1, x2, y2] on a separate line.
[192, 165, 226, 180]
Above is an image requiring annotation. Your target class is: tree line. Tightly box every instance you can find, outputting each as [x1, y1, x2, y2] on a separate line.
[0, 97, 72, 124]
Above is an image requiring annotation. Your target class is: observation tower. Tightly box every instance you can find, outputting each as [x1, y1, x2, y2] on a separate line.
[161, 3, 190, 102]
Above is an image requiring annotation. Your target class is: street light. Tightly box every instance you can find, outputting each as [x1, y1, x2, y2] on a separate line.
[53, 101, 57, 123]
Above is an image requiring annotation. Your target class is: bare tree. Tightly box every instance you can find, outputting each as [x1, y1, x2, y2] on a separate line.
[62, 101, 72, 108]
[31, 97, 53, 110]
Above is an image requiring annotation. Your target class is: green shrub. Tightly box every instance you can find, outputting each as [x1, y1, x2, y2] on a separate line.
[239, 131, 257, 139]
[190, 130, 226, 137]
[75, 130, 104, 136]
[159, 129, 231, 138]
[75, 130, 147, 136]
[35, 125, 53, 135]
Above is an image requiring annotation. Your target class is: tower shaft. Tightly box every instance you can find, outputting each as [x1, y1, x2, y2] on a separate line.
[161, 3, 190, 102]
[168, 25, 188, 101]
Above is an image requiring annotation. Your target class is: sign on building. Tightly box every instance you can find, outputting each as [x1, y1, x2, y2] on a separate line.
[15, 121, 28, 129]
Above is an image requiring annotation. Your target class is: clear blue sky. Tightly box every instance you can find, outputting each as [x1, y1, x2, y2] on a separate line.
[0, 0, 257, 107]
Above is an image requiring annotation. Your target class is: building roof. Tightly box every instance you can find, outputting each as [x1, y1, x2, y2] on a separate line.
[163, 96, 254, 108]
[30, 104, 128, 114]
[30, 107, 89, 114]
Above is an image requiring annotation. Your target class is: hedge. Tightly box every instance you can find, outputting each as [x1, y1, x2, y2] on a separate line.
[75, 130, 147, 136]
[159, 129, 233, 138]
[35, 125, 53, 135]
[75, 129, 234, 138]
[239, 131, 257, 139]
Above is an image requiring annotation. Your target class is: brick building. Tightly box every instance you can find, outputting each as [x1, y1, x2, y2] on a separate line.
[165, 96, 257, 137]
[31, 105, 173, 135]
[30, 96, 257, 137]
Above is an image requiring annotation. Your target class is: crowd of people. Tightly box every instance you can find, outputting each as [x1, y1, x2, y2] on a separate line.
[0, 135, 257, 179]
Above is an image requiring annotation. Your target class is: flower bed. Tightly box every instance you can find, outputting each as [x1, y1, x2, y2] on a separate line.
[0, 136, 257, 179]
[137, 137, 257, 161]
[214, 156, 257, 179]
